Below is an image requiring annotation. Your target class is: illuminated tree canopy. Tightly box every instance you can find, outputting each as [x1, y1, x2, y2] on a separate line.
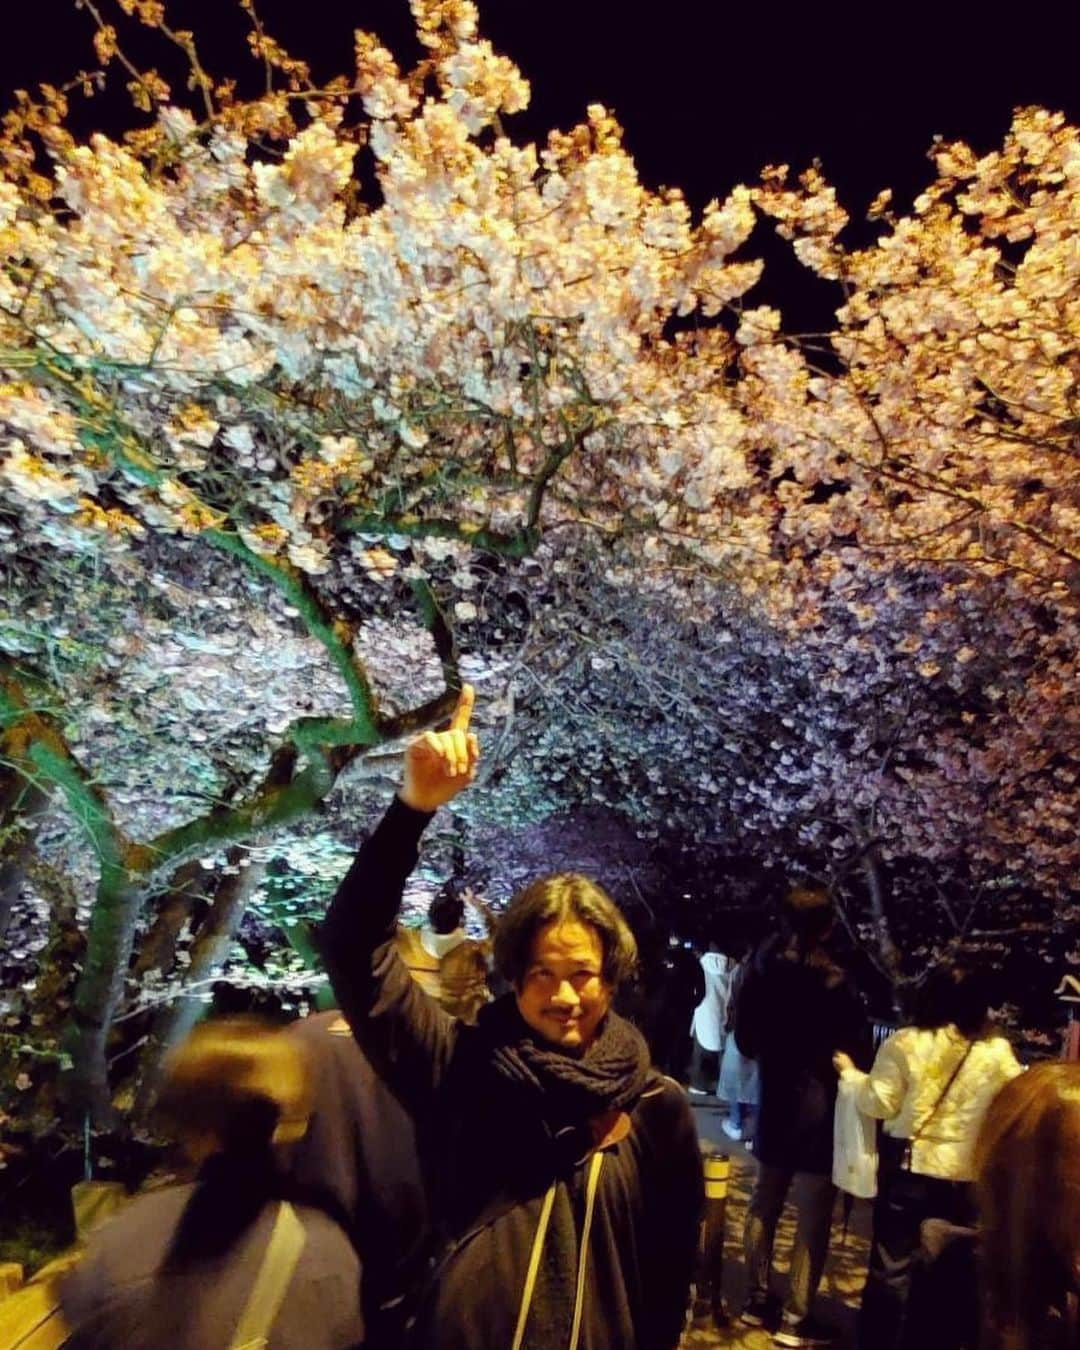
[0, 0, 1075, 1134]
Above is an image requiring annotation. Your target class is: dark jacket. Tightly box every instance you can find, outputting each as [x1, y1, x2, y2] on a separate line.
[734, 933, 869, 1173]
[60, 1178, 364, 1349]
[321, 797, 703, 1350]
[284, 1011, 428, 1332]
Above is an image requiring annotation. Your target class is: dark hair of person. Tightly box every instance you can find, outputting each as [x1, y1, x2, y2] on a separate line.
[974, 1062, 1080, 1350]
[493, 873, 638, 989]
[428, 885, 465, 935]
[781, 885, 834, 950]
[910, 962, 994, 1039]
[156, 1017, 312, 1268]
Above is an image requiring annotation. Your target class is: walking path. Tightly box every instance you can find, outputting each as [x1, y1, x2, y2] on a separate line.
[684, 1101, 870, 1348]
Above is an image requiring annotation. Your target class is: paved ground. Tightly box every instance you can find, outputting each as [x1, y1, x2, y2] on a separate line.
[682, 1101, 870, 1348]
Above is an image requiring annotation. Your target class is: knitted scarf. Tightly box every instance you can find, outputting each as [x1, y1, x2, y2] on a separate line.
[480, 995, 650, 1165]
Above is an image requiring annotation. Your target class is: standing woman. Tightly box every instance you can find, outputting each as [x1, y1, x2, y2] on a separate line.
[716, 948, 760, 1142]
[975, 1062, 1080, 1350]
[833, 962, 1023, 1350]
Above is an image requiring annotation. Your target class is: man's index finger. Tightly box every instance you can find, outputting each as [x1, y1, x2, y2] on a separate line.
[449, 683, 475, 731]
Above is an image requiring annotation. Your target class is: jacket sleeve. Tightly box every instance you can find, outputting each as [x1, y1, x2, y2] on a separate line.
[843, 1033, 908, 1120]
[320, 795, 458, 1117]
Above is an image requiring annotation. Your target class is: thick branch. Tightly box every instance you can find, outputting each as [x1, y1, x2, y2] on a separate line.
[131, 860, 207, 980]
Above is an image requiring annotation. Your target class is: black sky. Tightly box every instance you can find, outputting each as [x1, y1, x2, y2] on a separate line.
[3, 1, 1078, 327]
[6, 1, 1078, 211]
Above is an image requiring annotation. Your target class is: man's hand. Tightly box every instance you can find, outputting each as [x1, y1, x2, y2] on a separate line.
[399, 685, 480, 813]
[833, 1051, 855, 1076]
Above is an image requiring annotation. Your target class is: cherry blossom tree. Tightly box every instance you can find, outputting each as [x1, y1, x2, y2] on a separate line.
[0, 0, 767, 1121]
[0, 0, 1076, 1143]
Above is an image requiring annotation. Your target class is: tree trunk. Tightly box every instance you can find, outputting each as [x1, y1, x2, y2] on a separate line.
[134, 848, 266, 1123]
[61, 746, 300, 1125]
[60, 868, 147, 1126]
[854, 828, 904, 1015]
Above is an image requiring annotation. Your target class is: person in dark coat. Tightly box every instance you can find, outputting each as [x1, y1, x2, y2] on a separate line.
[733, 885, 870, 1348]
[60, 1017, 364, 1350]
[320, 685, 703, 1350]
[647, 937, 707, 1080]
[283, 1010, 428, 1346]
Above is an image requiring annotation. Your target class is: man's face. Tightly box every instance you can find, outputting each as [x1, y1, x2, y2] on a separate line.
[515, 919, 613, 1052]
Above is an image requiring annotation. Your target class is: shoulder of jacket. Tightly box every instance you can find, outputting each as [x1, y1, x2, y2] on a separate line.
[983, 1034, 1020, 1063]
[888, 1026, 922, 1054]
[636, 1074, 695, 1125]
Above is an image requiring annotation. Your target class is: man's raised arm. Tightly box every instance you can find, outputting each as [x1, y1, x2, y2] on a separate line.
[320, 687, 480, 1107]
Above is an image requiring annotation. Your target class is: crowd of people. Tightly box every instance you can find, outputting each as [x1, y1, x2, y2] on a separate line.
[56, 688, 1078, 1349]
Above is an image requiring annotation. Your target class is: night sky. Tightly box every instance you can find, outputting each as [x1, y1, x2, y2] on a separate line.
[3, 1, 1078, 325]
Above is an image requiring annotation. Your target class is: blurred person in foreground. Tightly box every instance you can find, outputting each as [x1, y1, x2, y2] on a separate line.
[735, 885, 870, 1348]
[834, 961, 1023, 1350]
[975, 1061, 1079, 1350]
[61, 1017, 364, 1349]
[284, 1009, 428, 1347]
[320, 685, 703, 1349]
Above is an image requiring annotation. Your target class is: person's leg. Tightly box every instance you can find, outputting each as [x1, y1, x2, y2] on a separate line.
[689, 1036, 710, 1093]
[857, 1165, 934, 1350]
[783, 1171, 836, 1322]
[742, 1163, 791, 1313]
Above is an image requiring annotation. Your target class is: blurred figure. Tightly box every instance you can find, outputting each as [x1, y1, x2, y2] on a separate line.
[689, 942, 733, 1095]
[395, 882, 493, 1024]
[61, 1017, 364, 1349]
[834, 961, 1023, 1350]
[716, 948, 760, 1140]
[283, 1011, 428, 1347]
[736, 886, 870, 1348]
[975, 1061, 1079, 1350]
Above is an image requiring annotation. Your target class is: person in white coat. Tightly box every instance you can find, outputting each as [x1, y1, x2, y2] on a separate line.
[689, 943, 733, 1095]
[833, 961, 1023, 1350]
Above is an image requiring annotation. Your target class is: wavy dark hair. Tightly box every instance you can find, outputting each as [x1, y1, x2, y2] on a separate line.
[493, 873, 638, 990]
[975, 1062, 1080, 1350]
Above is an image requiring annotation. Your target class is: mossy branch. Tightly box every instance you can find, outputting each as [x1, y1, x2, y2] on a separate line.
[207, 530, 378, 736]
[0, 671, 135, 882]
